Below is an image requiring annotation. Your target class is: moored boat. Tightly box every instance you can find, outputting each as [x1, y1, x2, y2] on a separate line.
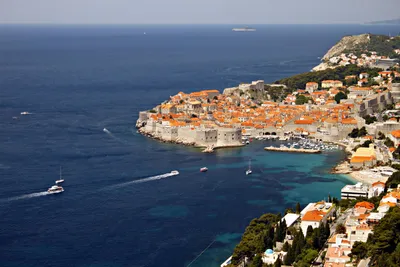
[55, 166, 64, 184]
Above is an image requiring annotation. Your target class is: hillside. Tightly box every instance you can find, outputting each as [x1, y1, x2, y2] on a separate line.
[312, 34, 400, 71]
[321, 34, 370, 61]
[322, 34, 400, 60]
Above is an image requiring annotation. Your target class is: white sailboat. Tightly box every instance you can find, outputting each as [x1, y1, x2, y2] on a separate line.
[55, 166, 64, 184]
[246, 160, 252, 175]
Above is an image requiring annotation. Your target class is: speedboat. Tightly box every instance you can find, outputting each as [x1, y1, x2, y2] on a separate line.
[20, 111, 31, 115]
[200, 167, 208, 172]
[47, 185, 64, 194]
[170, 170, 179, 175]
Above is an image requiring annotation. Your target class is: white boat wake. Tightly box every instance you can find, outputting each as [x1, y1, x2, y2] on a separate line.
[103, 172, 176, 190]
[2, 191, 50, 202]
[103, 127, 129, 144]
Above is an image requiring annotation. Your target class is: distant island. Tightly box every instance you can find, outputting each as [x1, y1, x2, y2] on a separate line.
[367, 18, 400, 25]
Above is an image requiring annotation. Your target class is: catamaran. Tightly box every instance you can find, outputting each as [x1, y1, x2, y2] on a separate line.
[55, 166, 64, 184]
[246, 160, 252, 175]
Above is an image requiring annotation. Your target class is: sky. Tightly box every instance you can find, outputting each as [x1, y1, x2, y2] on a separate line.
[1, 0, 400, 25]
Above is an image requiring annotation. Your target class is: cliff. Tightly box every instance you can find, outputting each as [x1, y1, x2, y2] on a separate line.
[321, 34, 370, 61]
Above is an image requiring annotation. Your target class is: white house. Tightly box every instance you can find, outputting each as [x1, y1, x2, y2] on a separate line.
[369, 181, 385, 198]
[300, 202, 334, 236]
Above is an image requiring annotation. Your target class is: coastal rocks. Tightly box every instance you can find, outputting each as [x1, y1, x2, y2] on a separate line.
[312, 62, 336, 72]
[332, 161, 352, 174]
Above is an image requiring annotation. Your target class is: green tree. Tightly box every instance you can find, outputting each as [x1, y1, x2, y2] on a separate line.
[282, 242, 289, 252]
[358, 127, 368, 137]
[384, 137, 394, 147]
[295, 95, 309, 105]
[378, 131, 386, 140]
[249, 254, 262, 267]
[335, 223, 346, 234]
[364, 115, 377, 125]
[306, 225, 314, 238]
[296, 202, 301, 214]
[334, 91, 348, 104]
[274, 258, 282, 267]
[351, 241, 368, 261]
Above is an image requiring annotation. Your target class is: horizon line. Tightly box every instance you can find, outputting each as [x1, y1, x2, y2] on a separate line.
[0, 22, 376, 26]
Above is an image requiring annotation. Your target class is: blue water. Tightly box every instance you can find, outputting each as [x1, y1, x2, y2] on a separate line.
[1, 24, 399, 267]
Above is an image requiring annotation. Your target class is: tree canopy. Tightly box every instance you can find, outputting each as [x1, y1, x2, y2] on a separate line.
[334, 91, 347, 104]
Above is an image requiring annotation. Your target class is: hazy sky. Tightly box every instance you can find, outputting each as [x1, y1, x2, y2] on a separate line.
[1, 0, 400, 24]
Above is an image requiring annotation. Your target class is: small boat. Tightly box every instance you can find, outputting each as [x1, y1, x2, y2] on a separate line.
[47, 185, 64, 194]
[20, 111, 31, 115]
[246, 140, 250, 145]
[55, 167, 64, 184]
[200, 167, 208, 172]
[246, 160, 252, 175]
[170, 170, 179, 175]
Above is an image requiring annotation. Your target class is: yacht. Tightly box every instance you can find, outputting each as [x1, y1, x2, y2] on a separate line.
[232, 26, 256, 32]
[47, 185, 64, 194]
[200, 167, 208, 172]
[170, 170, 179, 176]
[55, 166, 64, 184]
[246, 160, 252, 175]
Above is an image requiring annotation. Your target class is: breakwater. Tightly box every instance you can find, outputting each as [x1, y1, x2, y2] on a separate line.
[264, 146, 322, 154]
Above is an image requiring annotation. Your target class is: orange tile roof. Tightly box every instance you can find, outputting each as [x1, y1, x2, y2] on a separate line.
[302, 210, 325, 222]
[391, 130, 400, 138]
[354, 201, 374, 210]
[350, 156, 374, 163]
[372, 181, 385, 187]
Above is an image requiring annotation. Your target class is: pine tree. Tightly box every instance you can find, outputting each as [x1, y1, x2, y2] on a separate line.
[328, 194, 332, 203]
[306, 225, 314, 237]
[274, 257, 282, 267]
[282, 241, 289, 252]
[296, 202, 301, 214]
[325, 222, 331, 238]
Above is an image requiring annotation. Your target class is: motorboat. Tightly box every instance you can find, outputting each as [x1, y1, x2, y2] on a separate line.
[47, 185, 64, 194]
[246, 160, 252, 175]
[55, 166, 64, 184]
[200, 167, 208, 172]
[170, 170, 179, 176]
[20, 111, 31, 115]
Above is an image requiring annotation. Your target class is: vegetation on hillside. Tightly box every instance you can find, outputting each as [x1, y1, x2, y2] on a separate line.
[274, 65, 381, 91]
[348, 127, 368, 138]
[351, 207, 400, 267]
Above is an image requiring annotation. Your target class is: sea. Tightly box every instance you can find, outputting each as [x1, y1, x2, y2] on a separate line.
[1, 24, 399, 267]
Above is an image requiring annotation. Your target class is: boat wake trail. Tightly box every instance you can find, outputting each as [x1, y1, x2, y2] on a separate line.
[103, 127, 129, 144]
[103, 173, 175, 190]
[1, 191, 50, 202]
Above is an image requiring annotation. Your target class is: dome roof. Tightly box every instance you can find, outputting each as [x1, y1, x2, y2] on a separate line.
[265, 249, 273, 255]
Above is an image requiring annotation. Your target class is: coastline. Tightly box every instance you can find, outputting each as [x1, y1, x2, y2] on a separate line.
[331, 143, 389, 186]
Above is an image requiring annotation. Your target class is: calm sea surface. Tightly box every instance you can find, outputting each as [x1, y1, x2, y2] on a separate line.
[1, 24, 399, 267]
